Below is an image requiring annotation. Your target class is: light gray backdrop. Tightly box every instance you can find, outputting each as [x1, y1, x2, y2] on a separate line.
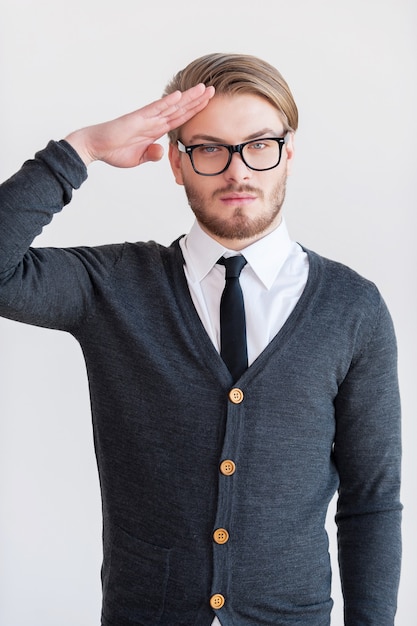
[0, 1, 415, 624]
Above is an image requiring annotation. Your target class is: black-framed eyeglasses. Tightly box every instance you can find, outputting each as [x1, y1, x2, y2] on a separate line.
[177, 135, 289, 176]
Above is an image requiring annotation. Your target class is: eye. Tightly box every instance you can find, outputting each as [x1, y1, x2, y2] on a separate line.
[194, 145, 226, 160]
[248, 141, 268, 150]
[199, 145, 222, 154]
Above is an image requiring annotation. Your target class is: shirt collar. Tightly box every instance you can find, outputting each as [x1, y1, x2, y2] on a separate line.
[181, 218, 294, 290]
[241, 218, 293, 289]
[181, 220, 228, 283]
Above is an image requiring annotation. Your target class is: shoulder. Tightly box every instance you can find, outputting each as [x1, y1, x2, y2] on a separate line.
[304, 247, 382, 309]
[104, 238, 185, 291]
[120, 237, 183, 267]
[302, 247, 395, 351]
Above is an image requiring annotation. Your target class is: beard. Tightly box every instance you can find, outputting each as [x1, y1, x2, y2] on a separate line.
[183, 179, 287, 242]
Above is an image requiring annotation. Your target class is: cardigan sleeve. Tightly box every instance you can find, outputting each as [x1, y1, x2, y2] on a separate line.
[0, 141, 122, 331]
[333, 295, 402, 625]
[0, 140, 87, 275]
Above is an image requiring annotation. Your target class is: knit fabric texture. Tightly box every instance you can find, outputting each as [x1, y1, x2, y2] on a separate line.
[0, 141, 402, 625]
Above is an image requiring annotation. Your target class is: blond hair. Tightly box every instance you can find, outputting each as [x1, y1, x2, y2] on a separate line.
[163, 53, 298, 144]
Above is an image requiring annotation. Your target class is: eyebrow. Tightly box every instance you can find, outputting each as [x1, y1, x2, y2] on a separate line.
[187, 128, 282, 144]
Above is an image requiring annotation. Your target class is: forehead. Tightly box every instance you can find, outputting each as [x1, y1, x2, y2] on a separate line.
[180, 93, 285, 143]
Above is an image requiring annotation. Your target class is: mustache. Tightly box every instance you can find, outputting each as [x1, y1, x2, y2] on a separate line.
[212, 184, 263, 198]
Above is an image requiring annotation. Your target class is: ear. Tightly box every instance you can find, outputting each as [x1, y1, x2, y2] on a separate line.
[168, 143, 184, 186]
[284, 132, 295, 176]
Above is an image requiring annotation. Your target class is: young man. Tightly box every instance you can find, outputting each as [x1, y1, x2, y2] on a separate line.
[0, 53, 402, 625]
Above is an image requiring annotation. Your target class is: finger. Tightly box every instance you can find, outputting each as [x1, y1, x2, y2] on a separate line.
[152, 86, 215, 136]
[170, 83, 215, 110]
[152, 83, 209, 114]
[167, 88, 215, 122]
[163, 85, 216, 120]
[143, 84, 215, 122]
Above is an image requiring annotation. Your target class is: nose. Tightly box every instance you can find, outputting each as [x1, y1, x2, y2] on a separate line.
[223, 151, 252, 182]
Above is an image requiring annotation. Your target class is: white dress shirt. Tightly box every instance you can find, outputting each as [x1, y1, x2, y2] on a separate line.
[179, 217, 309, 365]
[179, 217, 309, 626]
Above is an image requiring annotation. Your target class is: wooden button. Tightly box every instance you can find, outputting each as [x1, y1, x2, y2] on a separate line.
[210, 593, 225, 609]
[220, 460, 236, 476]
[213, 528, 229, 544]
[229, 388, 244, 404]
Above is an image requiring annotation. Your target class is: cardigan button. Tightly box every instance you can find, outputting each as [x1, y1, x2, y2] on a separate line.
[210, 593, 225, 609]
[229, 387, 244, 404]
[213, 528, 229, 544]
[220, 460, 236, 476]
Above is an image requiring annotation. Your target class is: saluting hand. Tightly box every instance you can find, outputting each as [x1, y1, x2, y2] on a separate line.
[65, 84, 215, 168]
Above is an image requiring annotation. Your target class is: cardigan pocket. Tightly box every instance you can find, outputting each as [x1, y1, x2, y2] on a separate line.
[101, 525, 171, 624]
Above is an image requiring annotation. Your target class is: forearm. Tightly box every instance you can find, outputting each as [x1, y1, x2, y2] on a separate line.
[0, 140, 98, 331]
[0, 140, 87, 281]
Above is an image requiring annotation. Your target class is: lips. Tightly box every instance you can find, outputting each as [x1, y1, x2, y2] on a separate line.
[220, 193, 257, 205]
[221, 193, 256, 200]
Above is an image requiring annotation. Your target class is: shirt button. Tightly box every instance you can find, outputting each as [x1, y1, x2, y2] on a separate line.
[213, 528, 229, 544]
[229, 387, 244, 404]
[220, 460, 236, 476]
[210, 593, 225, 610]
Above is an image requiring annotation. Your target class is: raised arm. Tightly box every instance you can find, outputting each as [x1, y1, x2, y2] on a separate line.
[65, 84, 215, 167]
[0, 84, 214, 329]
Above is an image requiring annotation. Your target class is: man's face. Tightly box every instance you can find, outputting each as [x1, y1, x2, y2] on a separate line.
[169, 93, 294, 250]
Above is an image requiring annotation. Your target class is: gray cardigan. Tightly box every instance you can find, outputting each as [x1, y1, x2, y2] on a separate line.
[0, 141, 402, 625]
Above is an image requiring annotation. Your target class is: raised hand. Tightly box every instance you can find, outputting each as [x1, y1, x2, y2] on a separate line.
[65, 83, 215, 168]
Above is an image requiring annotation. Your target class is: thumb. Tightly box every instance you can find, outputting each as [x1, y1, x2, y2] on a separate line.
[142, 143, 164, 163]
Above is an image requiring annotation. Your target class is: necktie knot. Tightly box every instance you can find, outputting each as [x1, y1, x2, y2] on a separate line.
[217, 255, 247, 279]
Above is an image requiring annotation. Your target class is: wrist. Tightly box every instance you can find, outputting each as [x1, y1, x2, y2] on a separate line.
[64, 129, 95, 167]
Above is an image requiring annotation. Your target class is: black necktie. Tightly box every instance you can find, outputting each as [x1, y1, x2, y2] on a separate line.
[217, 255, 248, 381]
